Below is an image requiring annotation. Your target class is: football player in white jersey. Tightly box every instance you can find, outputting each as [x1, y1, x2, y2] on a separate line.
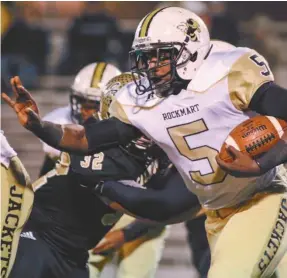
[39, 62, 121, 175]
[38, 65, 169, 278]
[3, 6, 287, 278]
[184, 39, 236, 278]
[1, 130, 34, 278]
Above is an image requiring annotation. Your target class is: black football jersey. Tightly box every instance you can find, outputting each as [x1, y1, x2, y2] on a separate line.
[26, 143, 147, 261]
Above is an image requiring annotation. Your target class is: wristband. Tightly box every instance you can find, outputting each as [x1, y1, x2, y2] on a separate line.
[30, 121, 63, 149]
[255, 140, 287, 173]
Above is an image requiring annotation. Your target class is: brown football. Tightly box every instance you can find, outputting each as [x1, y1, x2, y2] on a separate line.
[219, 115, 287, 163]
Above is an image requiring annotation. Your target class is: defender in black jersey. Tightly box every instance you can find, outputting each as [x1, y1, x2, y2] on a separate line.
[9, 70, 169, 278]
[9, 116, 164, 278]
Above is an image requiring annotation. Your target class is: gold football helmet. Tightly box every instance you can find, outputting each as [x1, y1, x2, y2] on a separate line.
[100, 73, 135, 120]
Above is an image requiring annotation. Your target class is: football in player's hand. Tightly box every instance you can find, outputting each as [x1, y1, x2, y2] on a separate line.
[219, 115, 287, 163]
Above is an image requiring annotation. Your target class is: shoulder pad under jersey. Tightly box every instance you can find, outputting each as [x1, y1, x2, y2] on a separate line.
[188, 47, 255, 92]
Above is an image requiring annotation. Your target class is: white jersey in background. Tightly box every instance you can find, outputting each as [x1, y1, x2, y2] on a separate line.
[1, 130, 17, 167]
[42, 106, 73, 158]
[110, 46, 276, 209]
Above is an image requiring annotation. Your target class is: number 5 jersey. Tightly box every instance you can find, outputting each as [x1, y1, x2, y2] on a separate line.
[110, 46, 277, 209]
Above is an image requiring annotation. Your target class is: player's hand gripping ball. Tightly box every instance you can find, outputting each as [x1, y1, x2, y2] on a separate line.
[219, 115, 287, 163]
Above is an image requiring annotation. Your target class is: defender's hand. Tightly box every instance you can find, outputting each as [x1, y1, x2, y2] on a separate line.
[1, 76, 41, 129]
[216, 145, 261, 177]
[92, 229, 125, 254]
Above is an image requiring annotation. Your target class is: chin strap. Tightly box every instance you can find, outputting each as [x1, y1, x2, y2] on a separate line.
[171, 76, 190, 95]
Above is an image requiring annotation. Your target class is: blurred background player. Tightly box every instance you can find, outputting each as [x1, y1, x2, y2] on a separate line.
[37, 65, 169, 278]
[89, 215, 167, 278]
[1, 130, 34, 278]
[39, 62, 121, 175]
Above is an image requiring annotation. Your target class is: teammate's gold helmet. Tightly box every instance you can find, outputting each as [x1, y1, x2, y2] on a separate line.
[100, 73, 135, 120]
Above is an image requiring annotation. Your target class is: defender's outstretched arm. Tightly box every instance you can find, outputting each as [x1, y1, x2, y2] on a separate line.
[2, 77, 140, 155]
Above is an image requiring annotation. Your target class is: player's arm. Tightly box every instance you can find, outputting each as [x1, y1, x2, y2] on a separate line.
[2, 77, 141, 154]
[248, 82, 287, 172]
[121, 220, 165, 242]
[217, 51, 287, 176]
[93, 167, 202, 223]
[217, 83, 287, 176]
[22, 117, 139, 155]
[92, 220, 165, 254]
[249, 81, 287, 121]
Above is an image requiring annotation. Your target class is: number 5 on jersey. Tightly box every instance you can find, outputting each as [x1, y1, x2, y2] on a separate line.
[249, 54, 271, 77]
[168, 119, 226, 186]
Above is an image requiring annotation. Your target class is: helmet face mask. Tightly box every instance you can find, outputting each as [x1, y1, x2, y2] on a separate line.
[130, 42, 194, 97]
[70, 90, 101, 124]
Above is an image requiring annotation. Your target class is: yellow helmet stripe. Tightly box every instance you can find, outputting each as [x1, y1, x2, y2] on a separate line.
[91, 62, 107, 88]
[139, 7, 166, 38]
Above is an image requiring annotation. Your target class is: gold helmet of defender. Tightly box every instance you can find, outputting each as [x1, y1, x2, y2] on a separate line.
[100, 73, 136, 120]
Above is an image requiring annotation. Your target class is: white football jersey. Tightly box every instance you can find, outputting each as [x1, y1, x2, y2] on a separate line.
[42, 106, 73, 158]
[0, 130, 17, 168]
[110, 47, 276, 209]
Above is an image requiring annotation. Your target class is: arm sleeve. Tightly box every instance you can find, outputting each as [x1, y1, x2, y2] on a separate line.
[101, 168, 201, 222]
[249, 82, 287, 121]
[228, 50, 274, 111]
[122, 220, 165, 242]
[85, 117, 142, 152]
[248, 82, 287, 172]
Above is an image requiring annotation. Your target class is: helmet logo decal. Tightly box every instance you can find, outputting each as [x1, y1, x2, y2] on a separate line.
[186, 19, 201, 41]
[177, 18, 201, 43]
